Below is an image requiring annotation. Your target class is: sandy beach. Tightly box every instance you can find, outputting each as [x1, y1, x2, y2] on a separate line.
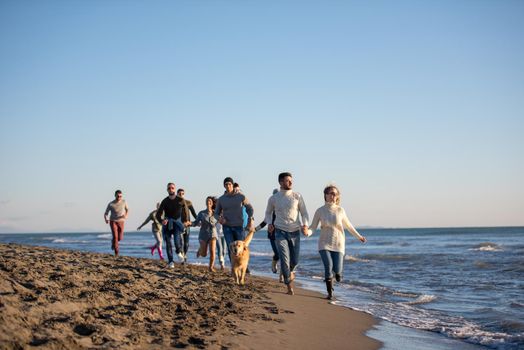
[0, 243, 380, 349]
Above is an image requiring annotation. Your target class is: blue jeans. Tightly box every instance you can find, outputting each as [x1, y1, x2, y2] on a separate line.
[270, 238, 279, 261]
[275, 228, 300, 285]
[163, 220, 184, 263]
[223, 226, 245, 263]
[182, 227, 190, 255]
[215, 236, 227, 263]
[319, 250, 343, 280]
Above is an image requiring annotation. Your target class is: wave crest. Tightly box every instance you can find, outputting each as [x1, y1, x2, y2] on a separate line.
[405, 294, 437, 305]
[469, 242, 503, 252]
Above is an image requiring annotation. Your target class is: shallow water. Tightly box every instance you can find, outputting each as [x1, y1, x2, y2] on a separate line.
[1, 226, 523, 349]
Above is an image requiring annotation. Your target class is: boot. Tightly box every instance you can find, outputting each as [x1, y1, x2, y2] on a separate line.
[325, 278, 334, 300]
[151, 244, 157, 256]
[157, 247, 164, 260]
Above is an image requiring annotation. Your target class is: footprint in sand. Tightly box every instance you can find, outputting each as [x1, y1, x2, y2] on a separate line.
[73, 324, 97, 336]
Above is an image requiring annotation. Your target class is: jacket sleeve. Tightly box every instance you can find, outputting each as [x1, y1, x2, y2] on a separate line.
[214, 199, 222, 220]
[243, 195, 254, 218]
[188, 202, 198, 220]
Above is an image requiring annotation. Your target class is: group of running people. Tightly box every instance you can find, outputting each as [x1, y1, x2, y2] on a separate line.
[104, 172, 367, 299]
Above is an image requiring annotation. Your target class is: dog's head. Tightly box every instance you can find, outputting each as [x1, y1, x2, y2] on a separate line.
[230, 240, 246, 257]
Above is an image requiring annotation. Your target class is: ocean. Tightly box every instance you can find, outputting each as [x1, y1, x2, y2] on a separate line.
[1, 227, 523, 350]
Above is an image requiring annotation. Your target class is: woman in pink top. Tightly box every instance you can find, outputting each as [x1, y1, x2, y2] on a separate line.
[309, 185, 366, 300]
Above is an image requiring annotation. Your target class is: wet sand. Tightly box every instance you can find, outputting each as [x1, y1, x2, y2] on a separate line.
[0, 243, 380, 349]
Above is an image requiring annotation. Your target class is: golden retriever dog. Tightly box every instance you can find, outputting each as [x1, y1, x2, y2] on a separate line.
[230, 229, 255, 285]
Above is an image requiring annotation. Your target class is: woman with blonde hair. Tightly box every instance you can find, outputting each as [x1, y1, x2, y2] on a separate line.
[309, 185, 367, 300]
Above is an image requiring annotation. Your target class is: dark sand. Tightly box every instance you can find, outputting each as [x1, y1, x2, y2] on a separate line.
[0, 244, 380, 349]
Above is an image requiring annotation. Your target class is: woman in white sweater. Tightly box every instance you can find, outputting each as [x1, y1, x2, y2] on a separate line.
[309, 185, 366, 300]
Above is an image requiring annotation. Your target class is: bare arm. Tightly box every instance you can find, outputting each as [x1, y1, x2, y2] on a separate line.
[137, 213, 152, 230]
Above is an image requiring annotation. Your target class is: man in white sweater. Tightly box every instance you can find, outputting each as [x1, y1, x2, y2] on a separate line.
[265, 172, 310, 295]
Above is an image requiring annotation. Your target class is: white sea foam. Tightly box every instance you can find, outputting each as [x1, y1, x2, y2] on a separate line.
[345, 255, 371, 263]
[392, 291, 419, 298]
[469, 242, 503, 252]
[51, 238, 89, 244]
[97, 234, 112, 239]
[476, 246, 502, 252]
[249, 251, 273, 257]
[405, 294, 437, 305]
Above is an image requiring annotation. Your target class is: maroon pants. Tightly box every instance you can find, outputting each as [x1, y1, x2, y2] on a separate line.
[110, 221, 125, 255]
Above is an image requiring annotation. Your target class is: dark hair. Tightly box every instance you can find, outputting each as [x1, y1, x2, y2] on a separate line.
[278, 172, 292, 183]
[233, 182, 239, 188]
[114, 190, 122, 197]
[167, 182, 175, 188]
[177, 188, 184, 194]
[223, 177, 234, 185]
[207, 196, 216, 210]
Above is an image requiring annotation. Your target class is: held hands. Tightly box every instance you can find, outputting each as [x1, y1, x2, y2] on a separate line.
[268, 224, 274, 234]
[162, 219, 168, 226]
[301, 225, 311, 237]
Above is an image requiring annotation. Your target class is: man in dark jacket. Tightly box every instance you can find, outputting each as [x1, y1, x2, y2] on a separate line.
[156, 183, 190, 267]
[177, 188, 198, 262]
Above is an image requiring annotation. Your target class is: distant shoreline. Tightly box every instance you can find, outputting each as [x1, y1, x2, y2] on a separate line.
[1, 225, 523, 235]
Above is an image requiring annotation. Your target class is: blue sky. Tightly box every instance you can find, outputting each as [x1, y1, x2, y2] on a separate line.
[1, 1, 523, 233]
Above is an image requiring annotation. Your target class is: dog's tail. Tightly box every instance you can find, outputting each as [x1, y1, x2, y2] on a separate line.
[244, 229, 255, 247]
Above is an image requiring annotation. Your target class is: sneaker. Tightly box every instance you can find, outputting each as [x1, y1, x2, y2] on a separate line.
[177, 252, 185, 263]
[168, 262, 175, 268]
[271, 259, 278, 274]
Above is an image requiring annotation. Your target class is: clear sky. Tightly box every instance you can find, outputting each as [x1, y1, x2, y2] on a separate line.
[1, 1, 523, 233]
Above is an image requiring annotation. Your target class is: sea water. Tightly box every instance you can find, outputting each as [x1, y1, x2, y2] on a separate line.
[1, 227, 523, 350]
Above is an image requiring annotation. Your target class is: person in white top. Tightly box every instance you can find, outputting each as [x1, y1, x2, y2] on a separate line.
[308, 185, 367, 300]
[265, 172, 310, 295]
